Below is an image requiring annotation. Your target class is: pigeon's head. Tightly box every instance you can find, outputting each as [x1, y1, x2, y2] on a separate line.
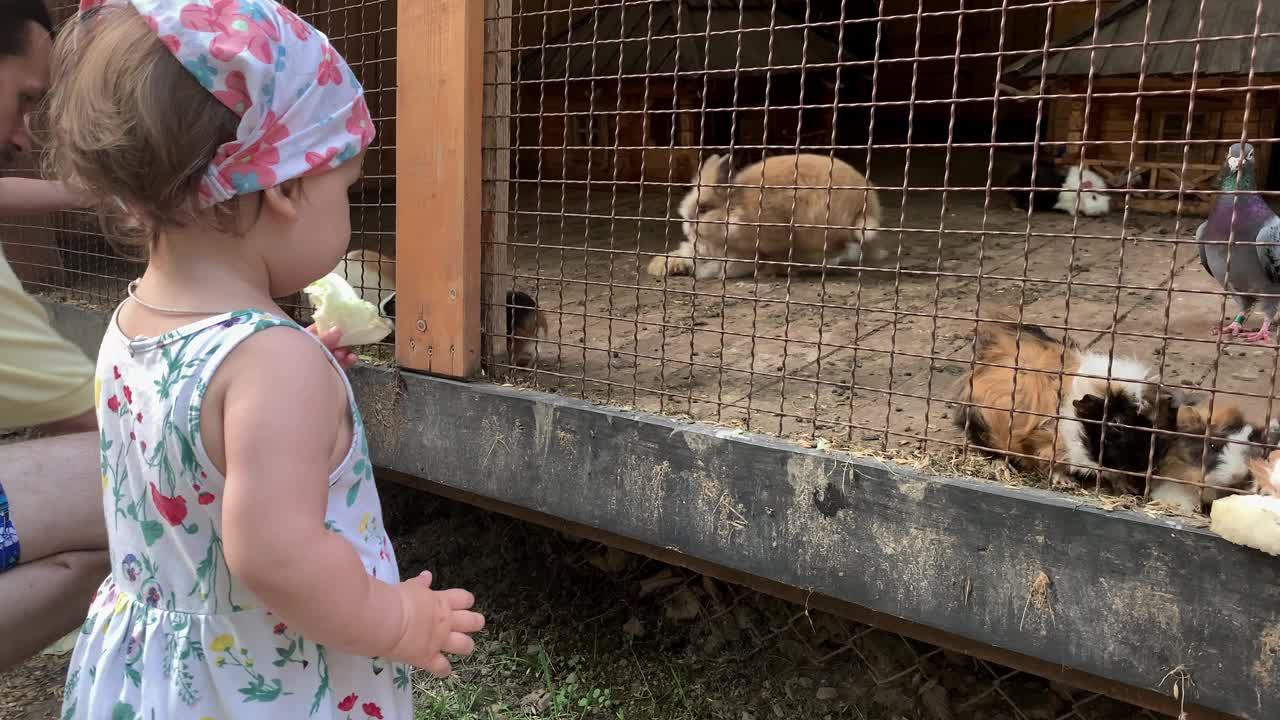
[1227, 142, 1256, 171]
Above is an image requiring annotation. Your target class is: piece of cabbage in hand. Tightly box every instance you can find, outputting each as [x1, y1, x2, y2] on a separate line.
[305, 272, 394, 347]
[1210, 494, 1280, 557]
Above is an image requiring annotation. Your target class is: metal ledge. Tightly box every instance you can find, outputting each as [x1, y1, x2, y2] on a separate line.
[42, 299, 1278, 719]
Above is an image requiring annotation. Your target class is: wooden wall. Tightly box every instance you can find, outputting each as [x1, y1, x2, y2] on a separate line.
[514, 80, 705, 186]
[1047, 76, 1278, 189]
[1048, 0, 1130, 43]
[868, 1, 1057, 142]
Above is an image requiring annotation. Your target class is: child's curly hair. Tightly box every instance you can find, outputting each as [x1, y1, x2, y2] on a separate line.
[43, 5, 244, 259]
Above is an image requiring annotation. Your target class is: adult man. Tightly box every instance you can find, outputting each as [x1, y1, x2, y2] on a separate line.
[0, 0, 110, 672]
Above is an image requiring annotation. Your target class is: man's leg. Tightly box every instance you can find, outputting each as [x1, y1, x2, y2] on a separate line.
[0, 431, 108, 672]
[0, 229, 108, 670]
[35, 407, 96, 436]
[0, 551, 107, 671]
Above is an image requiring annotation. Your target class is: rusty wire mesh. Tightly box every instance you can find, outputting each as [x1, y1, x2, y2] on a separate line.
[0, 0, 399, 357]
[519, 514, 1185, 720]
[482, 0, 1280, 512]
[291, 0, 400, 359]
[614, 563, 1176, 720]
[1, 0, 1276, 717]
[381, 479, 1185, 720]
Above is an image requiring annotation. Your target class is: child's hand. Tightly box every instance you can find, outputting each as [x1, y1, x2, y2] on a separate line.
[389, 571, 485, 678]
[308, 325, 360, 370]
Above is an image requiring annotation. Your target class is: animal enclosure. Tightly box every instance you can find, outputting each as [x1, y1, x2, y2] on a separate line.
[6, 1, 1280, 718]
[491, 0, 1280, 502]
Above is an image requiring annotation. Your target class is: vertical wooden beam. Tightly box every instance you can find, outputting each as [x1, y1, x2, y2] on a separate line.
[482, 0, 512, 372]
[396, 0, 485, 377]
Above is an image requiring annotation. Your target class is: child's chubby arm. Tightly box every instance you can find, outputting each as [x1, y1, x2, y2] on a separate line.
[212, 327, 484, 676]
[0, 178, 91, 215]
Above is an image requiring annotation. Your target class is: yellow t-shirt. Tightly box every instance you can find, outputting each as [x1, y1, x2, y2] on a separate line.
[0, 243, 95, 430]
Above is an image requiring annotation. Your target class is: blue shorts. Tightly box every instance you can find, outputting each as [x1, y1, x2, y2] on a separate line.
[0, 479, 19, 572]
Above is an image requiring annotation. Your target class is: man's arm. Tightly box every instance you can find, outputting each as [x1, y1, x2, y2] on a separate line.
[0, 178, 89, 216]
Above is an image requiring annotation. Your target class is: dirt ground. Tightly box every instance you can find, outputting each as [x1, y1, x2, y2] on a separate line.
[500, 148, 1279, 457]
[0, 478, 1172, 720]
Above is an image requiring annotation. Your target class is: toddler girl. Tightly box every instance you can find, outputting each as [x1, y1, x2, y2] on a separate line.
[47, 2, 484, 718]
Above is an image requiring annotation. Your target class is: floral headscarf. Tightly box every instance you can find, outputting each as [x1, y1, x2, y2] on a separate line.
[79, 0, 376, 207]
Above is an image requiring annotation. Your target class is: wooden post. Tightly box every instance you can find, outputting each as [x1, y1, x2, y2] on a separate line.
[482, 0, 512, 372]
[395, 0, 485, 377]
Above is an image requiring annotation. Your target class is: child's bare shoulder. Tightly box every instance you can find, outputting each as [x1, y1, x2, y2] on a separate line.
[210, 324, 345, 409]
[225, 324, 337, 379]
[199, 324, 349, 474]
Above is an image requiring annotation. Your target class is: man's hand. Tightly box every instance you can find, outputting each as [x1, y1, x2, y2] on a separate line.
[308, 325, 360, 370]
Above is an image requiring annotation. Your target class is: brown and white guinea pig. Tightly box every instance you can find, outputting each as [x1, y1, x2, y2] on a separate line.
[953, 314, 1170, 491]
[1248, 447, 1280, 498]
[1150, 397, 1277, 513]
[284, 249, 396, 325]
[333, 249, 397, 316]
[506, 289, 548, 368]
[646, 152, 882, 280]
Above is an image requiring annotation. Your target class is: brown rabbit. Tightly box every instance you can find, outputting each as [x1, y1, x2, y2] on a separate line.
[647, 153, 883, 280]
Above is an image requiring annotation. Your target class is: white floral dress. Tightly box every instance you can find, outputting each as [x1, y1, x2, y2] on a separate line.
[61, 308, 413, 720]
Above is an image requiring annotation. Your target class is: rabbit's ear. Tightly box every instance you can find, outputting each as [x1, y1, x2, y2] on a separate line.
[715, 155, 732, 184]
[699, 153, 731, 187]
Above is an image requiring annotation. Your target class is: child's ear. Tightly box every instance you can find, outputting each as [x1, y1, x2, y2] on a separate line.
[261, 180, 301, 222]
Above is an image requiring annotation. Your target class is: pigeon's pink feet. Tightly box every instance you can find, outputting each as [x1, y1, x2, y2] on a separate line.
[1244, 320, 1273, 345]
[1213, 320, 1245, 336]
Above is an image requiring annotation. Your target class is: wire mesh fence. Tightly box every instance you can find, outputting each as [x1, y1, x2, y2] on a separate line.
[609, 564, 1179, 720]
[564, 543, 1180, 720]
[3, 0, 1278, 716]
[0, 2, 116, 305]
[0, 0, 399, 358]
[290, 0, 399, 360]
[482, 0, 1280, 519]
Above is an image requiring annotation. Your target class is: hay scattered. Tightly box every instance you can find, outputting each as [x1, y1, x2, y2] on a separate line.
[1019, 571, 1055, 632]
[1159, 665, 1194, 720]
[788, 432, 1219, 525]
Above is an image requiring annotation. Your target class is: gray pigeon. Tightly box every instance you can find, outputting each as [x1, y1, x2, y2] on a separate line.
[1197, 142, 1280, 344]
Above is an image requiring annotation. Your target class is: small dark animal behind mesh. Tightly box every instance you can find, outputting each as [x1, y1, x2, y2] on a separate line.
[505, 289, 546, 368]
[1007, 152, 1064, 212]
[506, 290, 538, 336]
[1072, 390, 1177, 495]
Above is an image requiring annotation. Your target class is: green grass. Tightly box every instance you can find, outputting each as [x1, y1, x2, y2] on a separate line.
[373, 485, 1162, 720]
[411, 630, 634, 720]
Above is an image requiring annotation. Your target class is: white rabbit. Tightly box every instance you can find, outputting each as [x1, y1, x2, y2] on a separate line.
[1054, 165, 1111, 217]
